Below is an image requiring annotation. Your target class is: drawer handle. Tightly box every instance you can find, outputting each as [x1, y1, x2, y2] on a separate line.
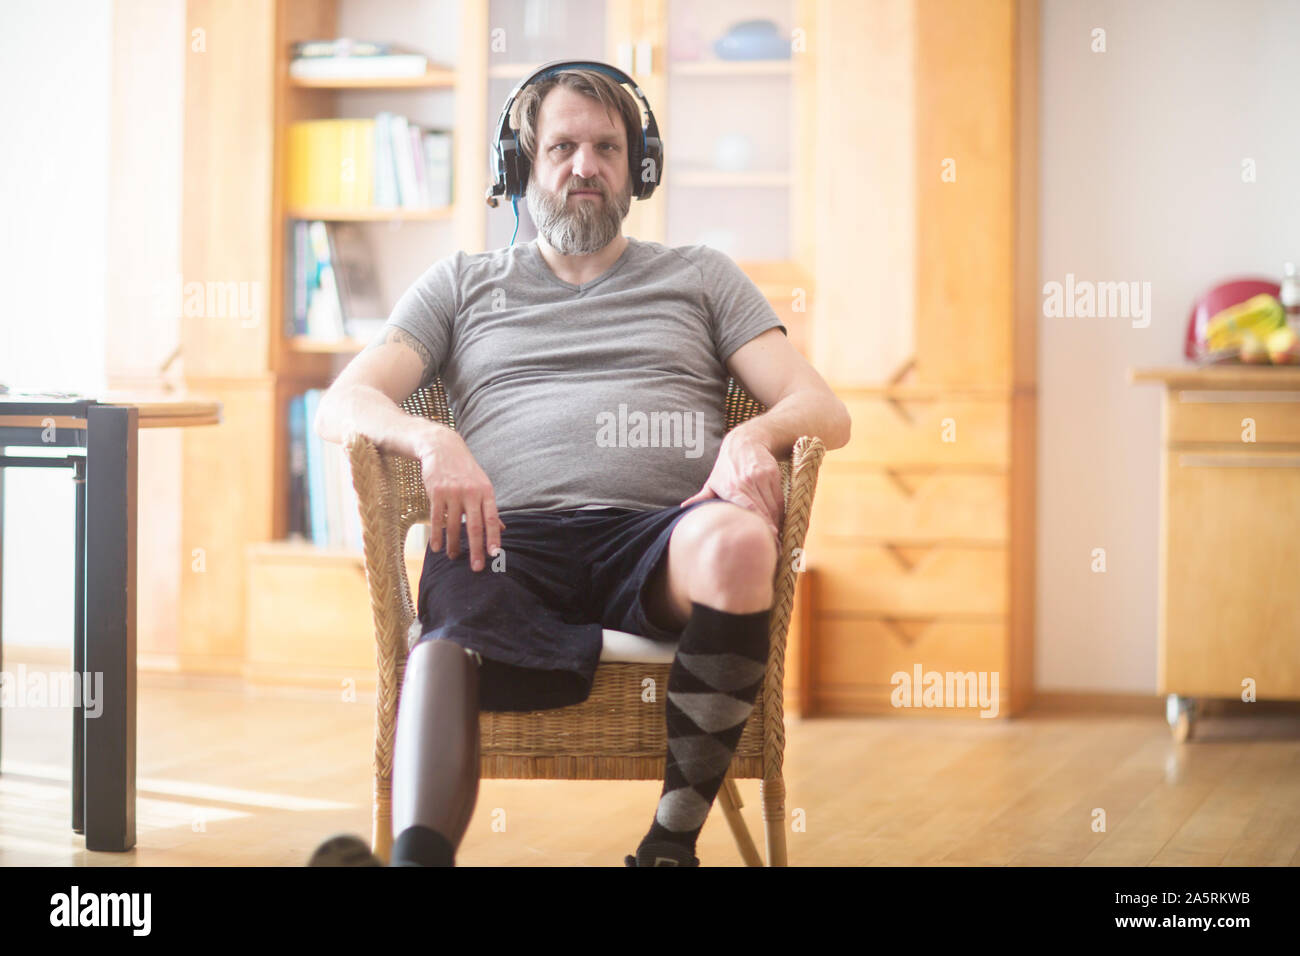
[883, 543, 915, 572]
[881, 617, 935, 645]
[884, 396, 915, 425]
[1178, 390, 1300, 404]
[883, 467, 935, 498]
[1177, 453, 1300, 468]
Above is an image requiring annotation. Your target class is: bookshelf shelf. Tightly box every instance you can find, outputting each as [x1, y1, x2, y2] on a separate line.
[288, 67, 457, 89]
[287, 336, 368, 354]
[487, 62, 544, 80]
[668, 59, 794, 76]
[248, 540, 366, 563]
[286, 205, 455, 222]
[673, 170, 792, 187]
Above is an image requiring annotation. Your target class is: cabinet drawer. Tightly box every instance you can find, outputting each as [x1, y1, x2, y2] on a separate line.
[815, 618, 1006, 689]
[1168, 390, 1300, 444]
[811, 468, 1006, 542]
[813, 541, 1006, 616]
[837, 396, 1009, 466]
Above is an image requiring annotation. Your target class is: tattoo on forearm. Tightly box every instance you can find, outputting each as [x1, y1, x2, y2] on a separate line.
[368, 326, 436, 387]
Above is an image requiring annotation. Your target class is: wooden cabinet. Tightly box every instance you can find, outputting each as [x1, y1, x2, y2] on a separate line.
[801, 0, 1039, 717]
[1134, 367, 1300, 735]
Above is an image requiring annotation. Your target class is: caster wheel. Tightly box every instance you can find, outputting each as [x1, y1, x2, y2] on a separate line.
[1165, 694, 1196, 742]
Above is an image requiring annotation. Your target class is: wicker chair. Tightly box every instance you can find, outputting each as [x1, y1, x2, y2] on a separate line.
[345, 377, 825, 866]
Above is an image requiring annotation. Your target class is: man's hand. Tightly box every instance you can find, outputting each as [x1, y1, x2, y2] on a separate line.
[418, 427, 505, 572]
[680, 429, 784, 543]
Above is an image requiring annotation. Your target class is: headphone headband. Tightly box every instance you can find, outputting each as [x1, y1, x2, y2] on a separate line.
[485, 59, 663, 208]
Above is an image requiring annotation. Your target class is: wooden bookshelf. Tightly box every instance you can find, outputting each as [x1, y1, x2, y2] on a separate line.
[181, 0, 819, 699]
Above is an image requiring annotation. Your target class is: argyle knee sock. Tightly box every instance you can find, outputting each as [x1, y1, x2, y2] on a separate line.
[639, 601, 770, 858]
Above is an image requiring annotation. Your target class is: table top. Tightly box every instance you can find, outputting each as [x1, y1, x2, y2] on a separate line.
[1130, 366, 1300, 389]
[0, 390, 222, 429]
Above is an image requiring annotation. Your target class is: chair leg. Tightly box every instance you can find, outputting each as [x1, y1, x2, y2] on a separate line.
[371, 657, 403, 865]
[717, 776, 764, 867]
[373, 787, 393, 864]
[760, 775, 789, 867]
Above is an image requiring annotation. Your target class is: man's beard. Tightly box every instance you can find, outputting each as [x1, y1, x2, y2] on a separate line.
[525, 174, 632, 255]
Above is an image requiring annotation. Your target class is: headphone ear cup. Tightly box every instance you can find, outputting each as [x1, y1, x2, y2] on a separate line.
[515, 153, 531, 199]
[501, 138, 527, 200]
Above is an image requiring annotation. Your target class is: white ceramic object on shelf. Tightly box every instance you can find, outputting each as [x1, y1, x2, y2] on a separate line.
[713, 133, 755, 172]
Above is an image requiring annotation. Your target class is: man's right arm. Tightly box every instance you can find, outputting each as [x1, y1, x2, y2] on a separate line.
[314, 324, 504, 570]
[313, 325, 447, 460]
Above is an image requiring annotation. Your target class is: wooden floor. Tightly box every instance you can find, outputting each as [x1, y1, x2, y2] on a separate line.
[2, 671, 1298, 866]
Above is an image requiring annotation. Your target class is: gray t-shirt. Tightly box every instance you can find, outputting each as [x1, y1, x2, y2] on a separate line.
[385, 236, 787, 515]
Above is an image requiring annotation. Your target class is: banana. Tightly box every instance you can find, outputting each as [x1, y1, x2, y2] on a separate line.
[1206, 294, 1284, 352]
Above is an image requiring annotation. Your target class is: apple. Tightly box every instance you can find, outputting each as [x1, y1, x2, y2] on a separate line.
[1267, 326, 1300, 364]
[1240, 331, 1269, 364]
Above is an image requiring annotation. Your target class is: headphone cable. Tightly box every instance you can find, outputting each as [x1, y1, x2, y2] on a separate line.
[509, 195, 521, 247]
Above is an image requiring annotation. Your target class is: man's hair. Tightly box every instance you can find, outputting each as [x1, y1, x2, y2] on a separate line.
[510, 68, 642, 168]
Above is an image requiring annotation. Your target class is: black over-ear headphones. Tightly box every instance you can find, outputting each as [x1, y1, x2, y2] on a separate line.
[485, 59, 663, 208]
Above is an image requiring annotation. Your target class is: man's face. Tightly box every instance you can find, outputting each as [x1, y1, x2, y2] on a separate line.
[525, 86, 633, 255]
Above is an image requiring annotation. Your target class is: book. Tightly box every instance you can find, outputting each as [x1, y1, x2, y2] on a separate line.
[287, 393, 310, 540]
[291, 220, 308, 336]
[373, 113, 397, 207]
[409, 124, 429, 207]
[305, 221, 345, 339]
[290, 54, 429, 80]
[286, 119, 376, 209]
[292, 39, 403, 59]
[326, 222, 385, 331]
[302, 389, 329, 548]
[388, 114, 420, 208]
[422, 130, 453, 207]
[337, 120, 374, 207]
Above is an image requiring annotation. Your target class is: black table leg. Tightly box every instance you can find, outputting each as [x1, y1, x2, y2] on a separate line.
[84, 405, 137, 852]
[72, 455, 86, 834]
[0, 459, 5, 774]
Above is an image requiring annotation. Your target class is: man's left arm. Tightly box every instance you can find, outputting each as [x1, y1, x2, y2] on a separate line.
[681, 327, 852, 535]
[722, 327, 852, 455]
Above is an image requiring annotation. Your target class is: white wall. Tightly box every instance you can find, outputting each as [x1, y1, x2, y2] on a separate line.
[0, 0, 113, 649]
[1038, 0, 1300, 692]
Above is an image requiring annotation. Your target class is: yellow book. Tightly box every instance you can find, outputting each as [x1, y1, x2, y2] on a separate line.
[286, 123, 309, 209]
[339, 120, 373, 208]
[353, 120, 374, 208]
[338, 120, 356, 207]
[310, 120, 343, 207]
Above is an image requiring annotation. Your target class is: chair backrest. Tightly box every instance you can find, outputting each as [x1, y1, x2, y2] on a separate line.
[387, 377, 769, 533]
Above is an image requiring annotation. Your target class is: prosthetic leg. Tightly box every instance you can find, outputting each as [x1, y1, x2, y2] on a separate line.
[389, 640, 483, 865]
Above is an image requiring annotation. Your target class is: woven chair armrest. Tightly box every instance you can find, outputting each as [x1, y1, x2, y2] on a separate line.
[345, 430, 418, 665]
[760, 434, 826, 781]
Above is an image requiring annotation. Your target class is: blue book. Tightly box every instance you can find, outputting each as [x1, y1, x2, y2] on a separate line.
[302, 389, 329, 547]
[287, 394, 309, 539]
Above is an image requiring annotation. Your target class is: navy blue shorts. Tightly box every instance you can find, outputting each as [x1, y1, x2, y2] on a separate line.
[414, 499, 734, 712]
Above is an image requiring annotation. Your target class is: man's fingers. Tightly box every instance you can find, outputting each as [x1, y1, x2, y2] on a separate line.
[429, 493, 446, 553]
[483, 497, 503, 566]
[680, 485, 714, 507]
[442, 496, 463, 559]
[464, 502, 485, 571]
[761, 470, 785, 529]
